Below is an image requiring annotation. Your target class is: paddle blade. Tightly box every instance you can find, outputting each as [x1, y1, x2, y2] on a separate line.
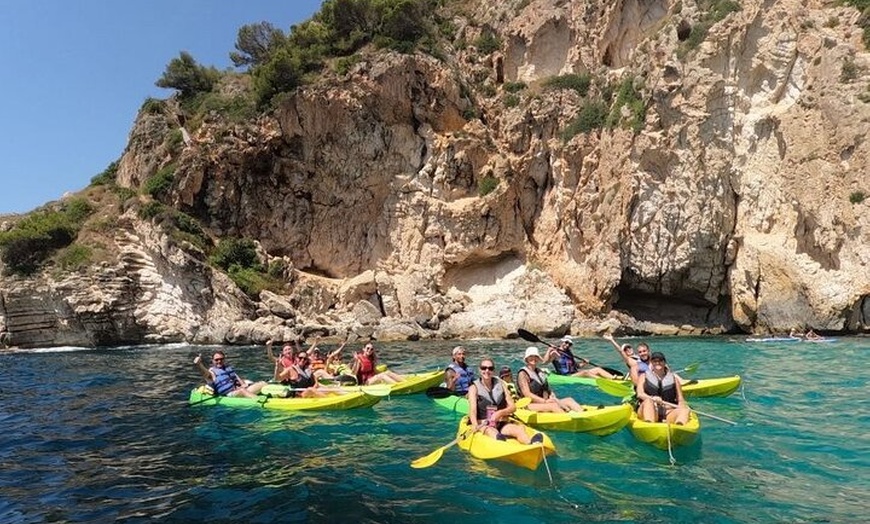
[410, 446, 447, 469]
[516, 329, 541, 344]
[359, 384, 393, 397]
[682, 362, 701, 374]
[426, 386, 459, 399]
[595, 378, 634, 397]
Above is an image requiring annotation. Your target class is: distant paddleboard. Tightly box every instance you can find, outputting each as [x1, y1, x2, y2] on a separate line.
[745, 337, 802, 343]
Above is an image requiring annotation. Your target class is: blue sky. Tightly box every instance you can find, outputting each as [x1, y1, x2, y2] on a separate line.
[0, 0, 323, 214]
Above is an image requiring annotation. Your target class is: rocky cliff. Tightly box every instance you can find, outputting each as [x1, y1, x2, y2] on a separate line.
[1, 0, 868, 348]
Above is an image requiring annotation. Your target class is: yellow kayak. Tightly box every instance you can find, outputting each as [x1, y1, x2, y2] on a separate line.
[432, 394, 631, 436]
[681, 375, 741, 398]
[597, 375, 742, 399]
[389, 370, 444, 395]
[456, 416, 556, 470]
[188, 386, 382, 411]
[512, 403, 632, 436]
[627, 410, 701, 449]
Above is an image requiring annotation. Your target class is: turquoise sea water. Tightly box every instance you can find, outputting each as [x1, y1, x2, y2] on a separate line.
[1, 336, 867, 523]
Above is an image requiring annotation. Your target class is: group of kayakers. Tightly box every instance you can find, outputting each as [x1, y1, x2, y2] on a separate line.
[443, 333, 691, 443]
[193, 339, 407, 399]
[192, 332, 692, 436]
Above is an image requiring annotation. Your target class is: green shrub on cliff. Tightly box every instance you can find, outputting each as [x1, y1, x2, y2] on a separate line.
[561, 101, 607, 140]
[678, 0, 742, 58]
[543, 74, 592, 97]
[142, 165, 175, 199]
[250, 0, 440, 106]
[210, 238, 262, 272]
[155, 51, 220, 99]
[0, 198, 94, 275]
[209, 237, 284, 297]
[606, 78, 647, 132]
[90, 161, 119, 187]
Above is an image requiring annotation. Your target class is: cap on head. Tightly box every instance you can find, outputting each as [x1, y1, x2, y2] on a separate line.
[560, 335, 573, 345]
[524, 346, 542, 361]
[650, 351, 666, 362]
[499, 366, 512, 377]
[452, 346, 466, 356]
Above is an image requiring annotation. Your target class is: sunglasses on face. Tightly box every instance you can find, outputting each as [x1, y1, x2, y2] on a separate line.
[213, 357, 224, 362]
[480, 365, 495, 371]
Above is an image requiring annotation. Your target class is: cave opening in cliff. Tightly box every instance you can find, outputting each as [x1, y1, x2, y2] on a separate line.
[612, 284, 735, 332]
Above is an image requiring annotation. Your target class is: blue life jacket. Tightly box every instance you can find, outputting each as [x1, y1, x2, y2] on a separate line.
[552, 351, 577, 375]
[637, 358, 650, 375]
[446, 362, 475, 393]
[643, 371, 678, 404]
[210, 365, 240, 396]
[473, 378, 507, 416]
[518, 367, 551, 398]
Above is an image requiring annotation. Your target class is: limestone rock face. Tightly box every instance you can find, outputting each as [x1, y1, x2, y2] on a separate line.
[1, 0, 869, 349]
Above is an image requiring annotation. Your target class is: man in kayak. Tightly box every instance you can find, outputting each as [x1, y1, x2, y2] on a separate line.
[193, 351, 265, 398]
[604, 333, 651, 384]
[352, 343, 405, 385]
[467, 357, 539, 444]
[518, 347, 584, 413]
[444, 345, 475, 394]
[544, 335, 616, 379]
[635, 351, 690, 425]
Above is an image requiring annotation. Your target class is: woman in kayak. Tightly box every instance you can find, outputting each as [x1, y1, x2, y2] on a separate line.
[635, 351, 690, 425]
[352, 343, 405, 385]
[193, 351, 265, 398]
[467, 358, 539, 444]
[517, 347, 584, 413]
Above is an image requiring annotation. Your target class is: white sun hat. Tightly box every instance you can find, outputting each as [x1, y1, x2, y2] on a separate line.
[524, 346, 542, 360]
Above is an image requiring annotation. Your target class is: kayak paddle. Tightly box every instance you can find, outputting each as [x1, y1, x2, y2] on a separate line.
[410, 424, 480, 469]
[517, 329, 623, 376]
[595, 377, 635, 397]
[658, 400, 737, 426]
[426, 386, 461, 399]
[679, 362, 701, 374]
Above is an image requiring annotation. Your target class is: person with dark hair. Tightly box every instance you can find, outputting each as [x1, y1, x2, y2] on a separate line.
[635, 351, 690, 425]
[604, 333, 651, 384]
[444, 345, 475, 394]
[352, 343, 405, 385]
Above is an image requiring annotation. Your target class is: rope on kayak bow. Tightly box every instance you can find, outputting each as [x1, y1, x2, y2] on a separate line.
[539, 443, 581, 510]
[666, 419, 676, 466]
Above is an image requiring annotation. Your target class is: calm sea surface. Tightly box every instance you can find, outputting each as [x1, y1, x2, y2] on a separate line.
[1, 336, 867, 523]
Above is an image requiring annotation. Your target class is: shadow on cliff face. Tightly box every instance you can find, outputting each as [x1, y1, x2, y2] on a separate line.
[612, 285, 736, 333]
